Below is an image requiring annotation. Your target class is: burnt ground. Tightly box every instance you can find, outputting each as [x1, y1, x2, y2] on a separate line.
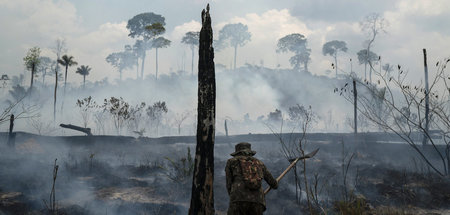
[0, 132, 449, 215]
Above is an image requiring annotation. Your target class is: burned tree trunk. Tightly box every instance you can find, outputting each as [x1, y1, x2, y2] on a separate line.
[7, 114, 15, 147]
[189, 4, 216, 215]
[54, 68, 58, 121]
[423, 49, 429, 146]
[60, 124, 92, 136]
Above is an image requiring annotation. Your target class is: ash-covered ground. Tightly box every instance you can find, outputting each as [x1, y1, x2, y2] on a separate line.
[0, 132, 449, 215]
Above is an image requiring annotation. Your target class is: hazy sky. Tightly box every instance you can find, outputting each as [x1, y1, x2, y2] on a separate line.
[1, 0, 449, 85]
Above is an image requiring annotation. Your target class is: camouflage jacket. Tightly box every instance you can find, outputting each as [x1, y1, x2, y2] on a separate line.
[225, 154, 278, 208]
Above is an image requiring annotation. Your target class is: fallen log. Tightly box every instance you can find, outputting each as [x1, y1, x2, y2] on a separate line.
[59, 124, 92, 136]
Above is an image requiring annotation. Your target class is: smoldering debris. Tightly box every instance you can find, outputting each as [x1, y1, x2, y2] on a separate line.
[0, 132, 449, 214]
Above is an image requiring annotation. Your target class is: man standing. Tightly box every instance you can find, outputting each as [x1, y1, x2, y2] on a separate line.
[226, 142, 278, 215]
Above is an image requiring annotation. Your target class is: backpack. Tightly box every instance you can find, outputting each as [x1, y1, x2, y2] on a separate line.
[238, 157, 263, 190]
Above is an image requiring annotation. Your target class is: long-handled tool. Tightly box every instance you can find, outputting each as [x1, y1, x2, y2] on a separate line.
[264, 148, 320, 195]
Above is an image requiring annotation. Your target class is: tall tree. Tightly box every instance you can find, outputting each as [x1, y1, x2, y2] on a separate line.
[277, 33, 311, 72]
[76, 65, 91, 89]
[357, 49, 378, 79]
[58, 54, 77, 113]
[322, 40, 348, 78]
[23, 47, 41, 94]
[127, 12, 165, 79]
[151, 36, 171, 80]
[360, 13, 387, 83]
[189, 4, 216, 215]
[182, 31, 200, 76]
[58, 55, 78, 92]
[51, 39, 67, 121]
[217, 23, 251, 70]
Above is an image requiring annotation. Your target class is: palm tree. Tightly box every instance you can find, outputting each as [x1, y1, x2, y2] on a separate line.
[57, 55, 77, 112]
[76, 65, 91, 89]
[57, 55, 78, 89]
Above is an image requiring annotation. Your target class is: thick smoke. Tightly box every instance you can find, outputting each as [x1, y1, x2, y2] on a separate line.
[1, 65, 351, 137]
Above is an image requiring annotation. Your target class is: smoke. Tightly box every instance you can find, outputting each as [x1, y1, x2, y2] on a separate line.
[2, 62, 353, 137]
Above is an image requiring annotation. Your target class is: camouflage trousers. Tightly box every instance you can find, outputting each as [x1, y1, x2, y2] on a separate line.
[227, 201, 265, 215]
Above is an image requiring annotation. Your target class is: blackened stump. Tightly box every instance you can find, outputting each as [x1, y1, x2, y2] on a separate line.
[189, 4, 216, 215]
[7, 114, 15, 147]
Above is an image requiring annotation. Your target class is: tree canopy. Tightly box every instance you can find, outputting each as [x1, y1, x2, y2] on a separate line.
[106, 51, 134, 80]
[181, 31, 200, 47]
[277, 33, 307, 54]
[152, 37, 171, 49]
[217, 23, 251, 49]
[357, 49, 378, 65]
[23, 47, 41, 72]
[23, 46, 41, 92]
[57, 55, 77, 68]
[322, 40, 348, 56]
[126, 12, 165, 39]
[277, 33, 311, 71]
[322, 40, 348, 77]
[145, 22, 166, 40]
[76, 65, 91, 77]
[217, 23, 251, 70]
[76, 65, 91, 88]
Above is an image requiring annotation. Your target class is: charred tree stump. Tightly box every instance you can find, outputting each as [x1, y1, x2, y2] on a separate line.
[189, 4, 216, 215]
[7, 114, 15, 147]
[423, 49, 429, 146]
[59, 124, 92, 136]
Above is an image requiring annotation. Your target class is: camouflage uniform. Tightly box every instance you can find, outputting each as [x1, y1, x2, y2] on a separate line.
[226, 142, 278, 215]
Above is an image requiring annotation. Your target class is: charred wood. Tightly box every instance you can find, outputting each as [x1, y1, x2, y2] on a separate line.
[189, 4, 216, 215]
[59, 124, 92, 136]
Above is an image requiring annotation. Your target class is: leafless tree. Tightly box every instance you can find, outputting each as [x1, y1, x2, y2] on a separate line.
[93, 109, 107, 135]
[28, 117, 56, 135]
[174, 110, 190, 135]
[338, 57, 450, 176]
[127, 102, 146, 136]
[1, 95, 38, 125]
[267, 104, 318, 209]
[360, 13, 387, 83]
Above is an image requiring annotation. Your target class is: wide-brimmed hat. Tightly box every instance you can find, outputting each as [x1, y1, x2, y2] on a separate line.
[230, 142, 256, 156]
